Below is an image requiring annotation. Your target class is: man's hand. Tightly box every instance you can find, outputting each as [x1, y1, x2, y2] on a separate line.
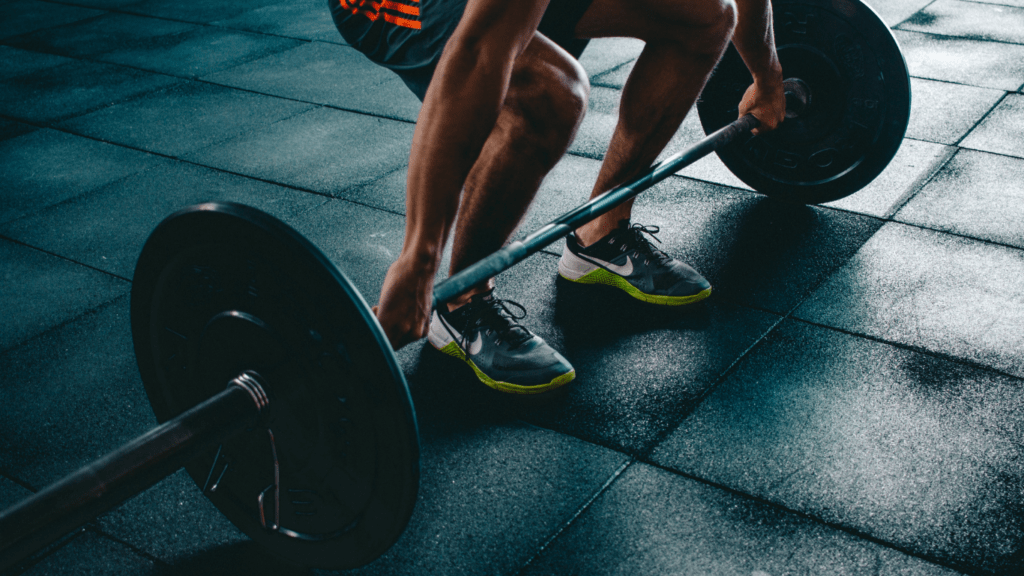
[738, 73, 786, 135]
[373, 253, 436, 350]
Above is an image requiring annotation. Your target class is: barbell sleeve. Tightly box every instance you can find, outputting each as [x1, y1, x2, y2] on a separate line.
[431, 113, 762, 307]
[0, 373, 269, 572]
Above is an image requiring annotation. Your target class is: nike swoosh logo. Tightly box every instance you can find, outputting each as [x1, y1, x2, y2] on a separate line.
[440, 314, 484, 355]
[467, 332, 483, 355]
[586, 254, 633, 276]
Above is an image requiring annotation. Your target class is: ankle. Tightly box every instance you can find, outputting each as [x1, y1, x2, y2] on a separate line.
[575, 219, 628, 248]
[446, 285, 493, 312]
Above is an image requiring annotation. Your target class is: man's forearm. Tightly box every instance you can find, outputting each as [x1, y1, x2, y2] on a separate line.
[402, 43, 510, 271]
[732, 0, 782, 82]
[400, 0, 551, 270]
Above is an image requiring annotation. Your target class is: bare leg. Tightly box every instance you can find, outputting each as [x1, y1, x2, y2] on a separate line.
[445, 34, 589, 310]
[573, 0, 737, 245]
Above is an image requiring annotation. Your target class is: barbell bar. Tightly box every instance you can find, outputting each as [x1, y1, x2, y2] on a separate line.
[0, 0, 910, 569]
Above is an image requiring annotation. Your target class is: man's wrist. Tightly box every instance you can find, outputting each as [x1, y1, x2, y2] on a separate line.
[751, 58, 783, 86]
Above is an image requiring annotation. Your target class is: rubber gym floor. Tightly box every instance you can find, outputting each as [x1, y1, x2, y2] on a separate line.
[2, 0, 1024, 574]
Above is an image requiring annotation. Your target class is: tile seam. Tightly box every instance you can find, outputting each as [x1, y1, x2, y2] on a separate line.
[0, 292, 129, 362]
[787, 315, 1024, 383]
[952, 91, 1011, 147]
[893, 27, 1024, 47]
[0, 114, 410, 218]
[513, 458, 634, 576]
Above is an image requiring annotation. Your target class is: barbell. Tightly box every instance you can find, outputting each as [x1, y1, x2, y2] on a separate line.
[0, 0, 909, 570]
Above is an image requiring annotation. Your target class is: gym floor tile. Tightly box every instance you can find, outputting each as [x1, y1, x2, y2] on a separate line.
[894, 30, 1024, 91]
[904, 77, 1005, 145]
[182, 107, 415, 196]
[426, 252, 782, 455]
[0, 475, 31, 510]
[0, 45, 75, 81]
[0, 118, 37, 141]
[590, 59, 634, 89]
[894, 150, 1024, 249]
[897, 0, 1024, 44]
[622, 176, 884, 315]
[21, 532, 156, 576]
[965, 0, 1024, 6]
[121, 0, 286, 24]
[650, 320, 1024, 575]
[0, 60, 179, 124]
[4, 12, 196, 59]
[52, 0, 146, 8]
[867, 0, 938, 26]
[0, 0, 102, 41]
[0, 298, 145, 487]
[569, 85, 623, 159]
[58, 81, 315, 158]
[0, 129, 163, 225]
[334, 166, 409, 214]
[284, 199, 408, 306]
[202, 42, 422, 121]
[98, 25, 303, 79]
[960, 93, 1024, 158]
[339, 423, 628, 576]
[0, 159, 327, 278]
[522, 463, 961, 576]
[212, 0, 342, 42]
[794, 223, 1024, 378]
[578, 37, 645, 80]
[95, 470, 249, 565]
[513, 154, 603, 253]
[823, 138, 952, 218]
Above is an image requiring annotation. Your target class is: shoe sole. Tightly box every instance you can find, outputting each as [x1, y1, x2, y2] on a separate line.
[427, 314, 575, 394]
[434, 342, 575, 394]
[558, 253, 712, 306]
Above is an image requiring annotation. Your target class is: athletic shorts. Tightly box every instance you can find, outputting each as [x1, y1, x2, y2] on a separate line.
[328, 0, 594, 100]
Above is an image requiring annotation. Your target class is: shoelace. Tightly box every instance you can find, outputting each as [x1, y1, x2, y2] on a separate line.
[456, 296, 533, 349]
[620, 223, 671, 266]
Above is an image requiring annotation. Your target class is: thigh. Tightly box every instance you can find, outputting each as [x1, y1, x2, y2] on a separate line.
[576, 0, 731, 41]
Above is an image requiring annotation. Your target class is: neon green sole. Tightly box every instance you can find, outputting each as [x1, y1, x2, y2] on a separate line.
[560, 268, 712, 306]
[435, 342, 575, 395]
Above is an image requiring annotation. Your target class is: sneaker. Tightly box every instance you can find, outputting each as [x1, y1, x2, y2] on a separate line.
[427, 292, 575, 394]
[558, 222, 712, 305]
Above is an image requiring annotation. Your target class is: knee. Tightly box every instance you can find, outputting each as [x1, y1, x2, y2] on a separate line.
[685, 0, 736, 47]
[712, 0, 738, 41]
[504, 57, 590, 166]
[657, 0, 736, 48]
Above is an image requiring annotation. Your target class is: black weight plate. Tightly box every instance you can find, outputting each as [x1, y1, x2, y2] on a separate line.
[130, 203, 419, 569]
[697, 0, 911, 204]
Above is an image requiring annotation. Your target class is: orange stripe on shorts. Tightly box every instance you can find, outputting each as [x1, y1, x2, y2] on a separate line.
[339, 0, 421, 29]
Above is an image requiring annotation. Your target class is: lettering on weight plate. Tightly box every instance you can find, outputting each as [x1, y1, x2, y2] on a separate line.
[743, 138, 772, 163]
[161, 327, 188, 375]
[834, 35, 865, 79]
[187, 264, 223, 301]
[772, 150, 802, 170]
[288, 488, 318, 517]
[244, 259, 260, 300]
[810, 148, 837, 169]
[781, 10, 815, 34]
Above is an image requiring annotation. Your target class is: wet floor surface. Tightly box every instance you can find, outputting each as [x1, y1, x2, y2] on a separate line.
[2, 0, 1023, 574]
